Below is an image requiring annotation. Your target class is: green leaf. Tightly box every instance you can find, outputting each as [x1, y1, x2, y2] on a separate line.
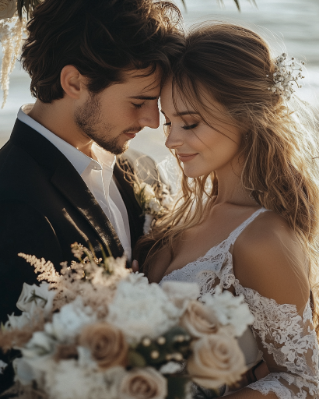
[166, 376, 190, 399]
[128, 350, 147, 368]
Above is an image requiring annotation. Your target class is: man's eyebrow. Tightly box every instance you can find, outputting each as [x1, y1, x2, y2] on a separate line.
[129, 95, 159, 100]
[161, 110, 199, 117]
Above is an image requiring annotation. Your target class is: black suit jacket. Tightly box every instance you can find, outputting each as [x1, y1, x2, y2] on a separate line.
[0, 119, 162, 392]
[0, 119, 162, 322]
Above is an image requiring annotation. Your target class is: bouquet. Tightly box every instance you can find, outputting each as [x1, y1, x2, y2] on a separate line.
[0, 244, 254, 399]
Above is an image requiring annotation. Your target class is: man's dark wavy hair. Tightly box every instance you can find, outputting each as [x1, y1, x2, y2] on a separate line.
[21, 0, 184, 103]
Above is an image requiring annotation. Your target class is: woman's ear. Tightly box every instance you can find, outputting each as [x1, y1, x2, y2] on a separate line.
[60, 65, 86, 99]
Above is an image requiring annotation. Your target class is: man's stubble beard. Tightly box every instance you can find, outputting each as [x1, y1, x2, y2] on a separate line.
[74, 94, 129, 155]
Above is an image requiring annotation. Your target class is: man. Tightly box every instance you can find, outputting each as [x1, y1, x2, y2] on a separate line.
[0, 0, 183, 389]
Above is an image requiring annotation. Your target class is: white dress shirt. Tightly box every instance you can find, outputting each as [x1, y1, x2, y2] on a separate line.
[17, 104, 132, 261]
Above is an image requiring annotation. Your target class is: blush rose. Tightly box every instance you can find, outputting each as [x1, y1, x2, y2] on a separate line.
[79, 322, 128, 370]
[119, 368, 167, 399]
[187, 330, 246, 389]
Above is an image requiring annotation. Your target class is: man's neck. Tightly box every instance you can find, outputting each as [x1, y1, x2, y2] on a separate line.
[28, 100, 93, 157]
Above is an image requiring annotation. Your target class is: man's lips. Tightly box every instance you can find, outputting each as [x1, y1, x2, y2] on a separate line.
[177, 153, 198, 162]
[124, 133, 137, 139]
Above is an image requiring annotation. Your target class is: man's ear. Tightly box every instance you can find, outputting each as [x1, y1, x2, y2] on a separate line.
[60, 65, 86, 99]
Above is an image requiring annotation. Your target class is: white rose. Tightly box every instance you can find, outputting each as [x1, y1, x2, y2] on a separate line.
[161, 281, 199, 311]
[0, 0, 16, 19]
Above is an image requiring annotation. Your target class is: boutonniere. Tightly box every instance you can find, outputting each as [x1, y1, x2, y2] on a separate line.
[133, 181, 174, 234]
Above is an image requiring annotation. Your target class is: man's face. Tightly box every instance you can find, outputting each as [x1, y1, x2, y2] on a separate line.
[74, 68, 161, 154]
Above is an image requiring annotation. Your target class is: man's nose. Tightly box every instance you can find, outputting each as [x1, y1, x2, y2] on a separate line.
[139, 103, 160, 129]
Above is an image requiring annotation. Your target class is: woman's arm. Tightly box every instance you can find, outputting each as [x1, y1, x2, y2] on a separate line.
[228, 211, 318, 399]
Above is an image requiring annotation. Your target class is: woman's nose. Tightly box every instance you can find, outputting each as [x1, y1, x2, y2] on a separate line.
[165, 127, 183, 149]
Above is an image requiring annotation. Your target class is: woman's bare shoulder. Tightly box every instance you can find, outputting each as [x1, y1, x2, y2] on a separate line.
[233, 210, 309, 308]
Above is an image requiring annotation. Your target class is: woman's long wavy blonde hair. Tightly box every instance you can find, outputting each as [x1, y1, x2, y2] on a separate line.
[136, 23, 319, 336]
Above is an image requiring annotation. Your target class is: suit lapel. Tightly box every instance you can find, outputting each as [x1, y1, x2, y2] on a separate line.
[51, 162, 124, 257]
[10, 120, 124, 258]
[113, 161, 144, 249]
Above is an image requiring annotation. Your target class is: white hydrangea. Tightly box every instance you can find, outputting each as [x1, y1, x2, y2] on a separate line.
[14, 354, 55, 386]
[201, 287, 254, 337]
[161, 281, 200, 312]
[107, 277, 182, 344]
[44, 297, 97, 343]
[45, 359, 116, 399]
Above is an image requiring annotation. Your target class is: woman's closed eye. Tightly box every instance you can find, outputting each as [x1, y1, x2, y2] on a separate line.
[182, 123, 199, 130]
[132, 102, 145, 109]
[163, 122, 199, 130]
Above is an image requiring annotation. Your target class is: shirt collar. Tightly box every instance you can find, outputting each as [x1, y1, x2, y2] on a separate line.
[17, 104, 116, 176]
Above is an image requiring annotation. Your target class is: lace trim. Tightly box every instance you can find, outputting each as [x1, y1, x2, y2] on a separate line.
[160, 208, 267, 286]
[159, 207, 319, 399]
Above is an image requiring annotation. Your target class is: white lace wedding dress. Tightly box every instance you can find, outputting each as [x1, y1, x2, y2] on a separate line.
[160, 208, 319, 399]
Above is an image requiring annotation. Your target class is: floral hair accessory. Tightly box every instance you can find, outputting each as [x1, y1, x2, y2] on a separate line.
[267, 53, 305, 101]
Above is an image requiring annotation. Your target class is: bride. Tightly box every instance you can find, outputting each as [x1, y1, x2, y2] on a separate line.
[135, 24, 319, 398]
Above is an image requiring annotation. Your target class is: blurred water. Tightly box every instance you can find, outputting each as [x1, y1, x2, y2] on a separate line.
[0, 0, 318, 161]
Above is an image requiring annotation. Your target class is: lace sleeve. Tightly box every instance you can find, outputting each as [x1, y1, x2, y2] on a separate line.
[236, 286, 319, 399]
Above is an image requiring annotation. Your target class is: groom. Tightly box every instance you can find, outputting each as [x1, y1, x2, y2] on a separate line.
[0, 0, 183, 326]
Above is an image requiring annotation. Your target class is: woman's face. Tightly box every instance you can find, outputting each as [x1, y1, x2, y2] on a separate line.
[160, 80, 242, 178]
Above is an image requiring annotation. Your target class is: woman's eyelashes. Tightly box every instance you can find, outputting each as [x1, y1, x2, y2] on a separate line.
[182, 123, 199, 130]
[132, 102, 145, 109]
[163, 121, 199, 130]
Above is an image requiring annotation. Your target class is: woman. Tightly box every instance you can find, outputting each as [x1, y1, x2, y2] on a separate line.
[136, 24, 319, 398]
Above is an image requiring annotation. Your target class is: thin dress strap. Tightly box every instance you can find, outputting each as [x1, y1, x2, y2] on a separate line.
[227, 208, 268, 246]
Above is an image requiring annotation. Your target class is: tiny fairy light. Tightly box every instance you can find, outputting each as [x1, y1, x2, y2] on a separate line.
[268, 53, 305, 101]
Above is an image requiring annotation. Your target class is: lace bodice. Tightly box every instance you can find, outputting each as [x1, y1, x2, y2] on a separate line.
[160, 208, 319, 399]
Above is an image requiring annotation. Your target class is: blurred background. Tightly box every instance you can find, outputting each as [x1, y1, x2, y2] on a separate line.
[0, 0, 318, 167]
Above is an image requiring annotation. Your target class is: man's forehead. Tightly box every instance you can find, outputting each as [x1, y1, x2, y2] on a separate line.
[122, 68, 162, 95]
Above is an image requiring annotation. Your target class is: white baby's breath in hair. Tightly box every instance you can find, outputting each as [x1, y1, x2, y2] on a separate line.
[267, 53, 305, 101]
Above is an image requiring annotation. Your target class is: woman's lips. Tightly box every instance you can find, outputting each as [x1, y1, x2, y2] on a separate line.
[177, 153, 198, 162]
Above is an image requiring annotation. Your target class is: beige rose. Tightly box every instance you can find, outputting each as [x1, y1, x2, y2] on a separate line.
[0, 0, 16, 19]
[181, 300, 220, 338]
[187, 330, 246, 389]
[79, 322, 128, 370]
[119, 367, 167, 399]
